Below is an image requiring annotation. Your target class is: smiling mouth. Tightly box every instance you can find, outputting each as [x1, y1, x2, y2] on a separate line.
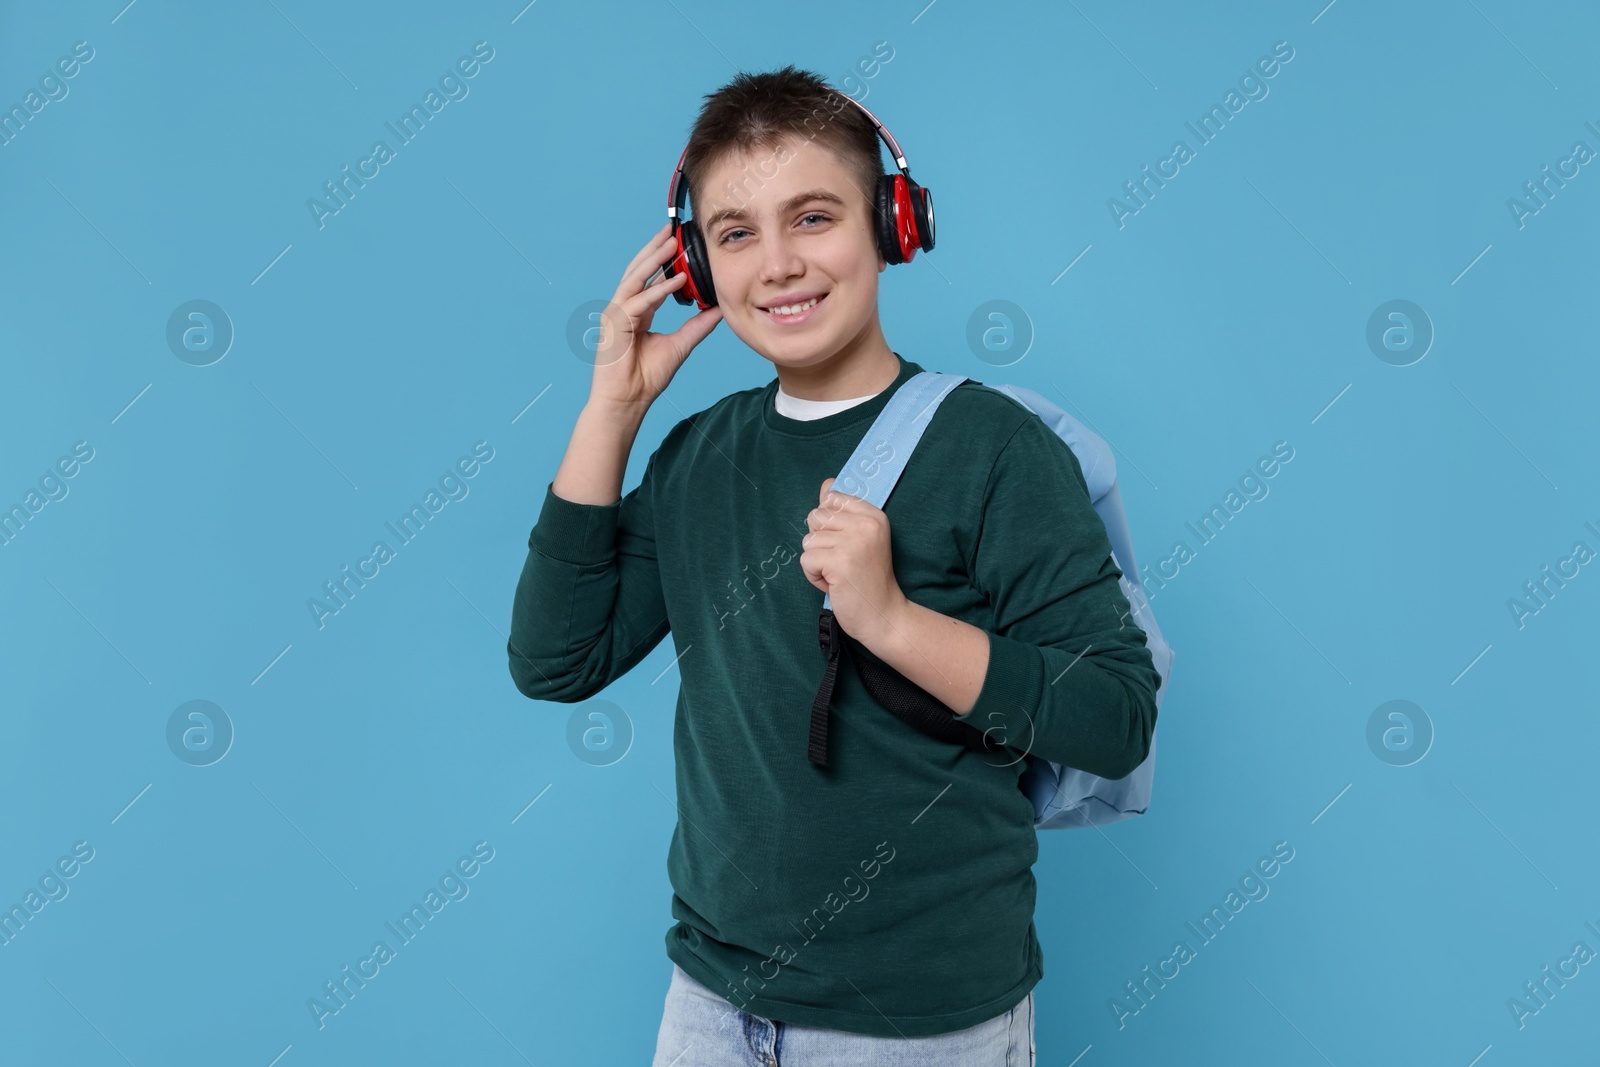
[759, 294, 827, 323]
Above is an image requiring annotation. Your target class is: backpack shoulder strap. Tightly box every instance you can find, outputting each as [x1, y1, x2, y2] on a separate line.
[820, 371, 967, 614]
[809, 370, 969, 767]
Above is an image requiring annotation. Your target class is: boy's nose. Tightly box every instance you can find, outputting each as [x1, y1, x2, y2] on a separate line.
[758, 232, 805, 285]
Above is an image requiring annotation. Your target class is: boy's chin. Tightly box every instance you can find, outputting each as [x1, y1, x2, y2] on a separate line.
[749, 340, 845, 370]
[728, 326, 839, 368]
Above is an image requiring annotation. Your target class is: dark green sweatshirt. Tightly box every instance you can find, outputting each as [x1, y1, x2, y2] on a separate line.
[508, 353, 1159, 1037]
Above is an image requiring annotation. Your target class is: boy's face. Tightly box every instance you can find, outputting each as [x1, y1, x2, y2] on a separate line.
[696, 139, 886, 371]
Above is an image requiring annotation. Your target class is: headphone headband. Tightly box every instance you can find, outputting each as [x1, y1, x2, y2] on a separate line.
[667, 89, 914, 221]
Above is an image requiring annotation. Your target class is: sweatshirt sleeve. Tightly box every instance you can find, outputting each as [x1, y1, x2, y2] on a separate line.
[507, 451, 671, 703]
[955, 414, 1161, 780]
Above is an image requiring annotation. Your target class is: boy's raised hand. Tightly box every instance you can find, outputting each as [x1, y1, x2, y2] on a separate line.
[588, 222, 724, 411]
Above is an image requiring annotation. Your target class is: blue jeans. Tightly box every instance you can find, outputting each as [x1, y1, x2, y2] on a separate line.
[650, 963, 1035, 1066]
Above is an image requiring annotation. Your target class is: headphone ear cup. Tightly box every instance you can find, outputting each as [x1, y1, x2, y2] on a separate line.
[666, 226, 696, 307]
[909, 183, 935, 254]
[875, 175, 904, 265]
[677, 221, 717, 308]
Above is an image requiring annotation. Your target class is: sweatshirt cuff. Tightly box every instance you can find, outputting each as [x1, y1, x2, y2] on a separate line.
[959, 630, 1046, 726]
[529, 482, 619, 565]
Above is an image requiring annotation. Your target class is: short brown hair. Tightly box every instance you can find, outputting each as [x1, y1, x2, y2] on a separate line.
[680, 65, 884, 223]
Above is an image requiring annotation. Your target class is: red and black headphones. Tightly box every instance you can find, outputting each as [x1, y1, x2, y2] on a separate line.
[663, 90, 935, 310]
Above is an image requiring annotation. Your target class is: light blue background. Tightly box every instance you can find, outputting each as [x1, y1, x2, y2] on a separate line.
[2, 1, 1597, 1063]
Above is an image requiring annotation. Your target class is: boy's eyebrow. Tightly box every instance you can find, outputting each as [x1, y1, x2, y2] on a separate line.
[700, 190, 847, 231]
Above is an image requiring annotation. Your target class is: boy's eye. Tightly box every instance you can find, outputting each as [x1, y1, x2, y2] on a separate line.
[717, 213, 832, 246]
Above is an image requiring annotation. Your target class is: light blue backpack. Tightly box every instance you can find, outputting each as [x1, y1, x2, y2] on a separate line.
[806, 371, 1175, 830]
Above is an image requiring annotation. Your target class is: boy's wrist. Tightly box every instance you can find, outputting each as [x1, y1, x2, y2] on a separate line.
[854, 590, 914, 657]
[584, 395, 652, 430]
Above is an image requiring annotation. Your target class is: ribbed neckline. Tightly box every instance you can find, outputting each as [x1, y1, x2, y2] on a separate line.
[760, 352, 924, 438]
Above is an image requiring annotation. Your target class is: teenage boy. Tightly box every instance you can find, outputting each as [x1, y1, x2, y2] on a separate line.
[509, 66, 1159, 1061]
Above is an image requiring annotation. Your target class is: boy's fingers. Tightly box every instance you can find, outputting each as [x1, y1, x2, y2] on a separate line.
[819, 482, 860, 512]
[817, 491, 858, 516]
[615, 264, 674, 308]
[618, 256, 669, 302]
[619, 226, 679, 293]
[801, 529, 839, 550]
[808, 504, 851, 532]
[620, 232, 664, 283]
[619, 270, 686, 318]
[635, 238, 679, 288]
[799, 551, 827, 591]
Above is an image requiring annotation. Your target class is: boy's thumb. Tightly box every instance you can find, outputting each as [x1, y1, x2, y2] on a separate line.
[668, 306, 722, 358]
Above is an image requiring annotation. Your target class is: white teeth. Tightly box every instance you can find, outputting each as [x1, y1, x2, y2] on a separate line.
[767, 297, 820, 316]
